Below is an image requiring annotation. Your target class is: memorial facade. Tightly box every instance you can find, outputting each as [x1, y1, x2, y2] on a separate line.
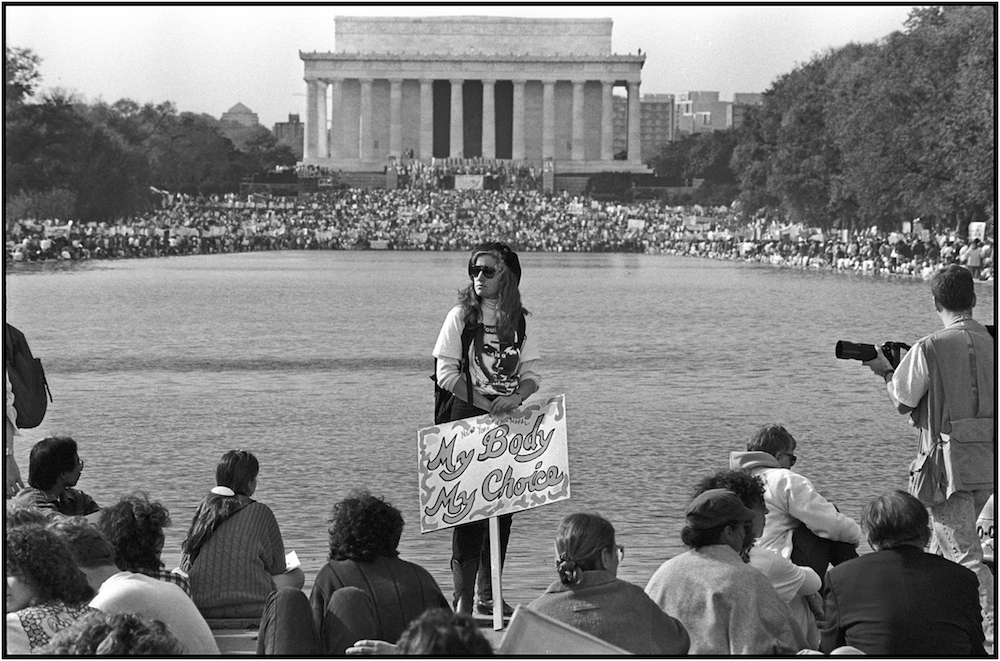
[300, 16, 649, 173]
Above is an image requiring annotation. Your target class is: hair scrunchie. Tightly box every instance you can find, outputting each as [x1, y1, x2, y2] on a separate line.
[210, 486, 235, 497]
[555, 553, 582, 585]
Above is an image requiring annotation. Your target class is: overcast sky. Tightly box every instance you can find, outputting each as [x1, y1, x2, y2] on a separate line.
[6, 4, 916, 128]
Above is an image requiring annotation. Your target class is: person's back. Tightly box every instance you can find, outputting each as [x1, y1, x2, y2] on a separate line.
[645, 490, 805, 655]
[184, 499, 284, 615]
[646, 545, 800, 654]
[89, 571, 219, 655]
[821, 490, 986, 656]
[530, 571, 688, 655]
[823, 547, 984, 655]
[311, 555, 448, 643]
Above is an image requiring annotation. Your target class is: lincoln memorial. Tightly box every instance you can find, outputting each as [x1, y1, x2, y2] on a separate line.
[300, 16, 650, 174]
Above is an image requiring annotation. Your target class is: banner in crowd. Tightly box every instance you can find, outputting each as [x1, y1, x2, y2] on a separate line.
[417, 394, 569, 533]
[627, 218, 646, 231]
[454, 175, 484, 190]
[968, 222, 986, 241]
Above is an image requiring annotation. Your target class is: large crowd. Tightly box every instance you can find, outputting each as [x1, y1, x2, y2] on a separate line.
[6, 187, 993, 281]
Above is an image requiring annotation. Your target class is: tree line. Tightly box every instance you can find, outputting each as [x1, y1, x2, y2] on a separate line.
[5, 6, 994, 232]
[4, 47, 296, 224]
[650, 5, 993, 234]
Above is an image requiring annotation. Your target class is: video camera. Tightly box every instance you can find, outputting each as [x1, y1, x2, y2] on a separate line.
[835, 341, 911, 368]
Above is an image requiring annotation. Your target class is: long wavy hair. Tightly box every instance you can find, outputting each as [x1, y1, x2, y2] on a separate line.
[181, 450, 259, 565]
[553, 513, 616, 585]
[459, 246, 527, 344]
[6, 524, 95, 607]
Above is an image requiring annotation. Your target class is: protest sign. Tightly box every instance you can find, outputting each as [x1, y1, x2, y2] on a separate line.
[417, 394, 569, 533]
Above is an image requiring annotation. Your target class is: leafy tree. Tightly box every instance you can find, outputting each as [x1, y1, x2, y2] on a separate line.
[5, 46, 41, 111]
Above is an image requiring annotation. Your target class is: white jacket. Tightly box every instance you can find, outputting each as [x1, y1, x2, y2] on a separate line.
[730, 451, 862, 559]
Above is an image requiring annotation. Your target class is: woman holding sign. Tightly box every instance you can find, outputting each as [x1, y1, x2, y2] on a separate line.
[432, 242, 541, 616]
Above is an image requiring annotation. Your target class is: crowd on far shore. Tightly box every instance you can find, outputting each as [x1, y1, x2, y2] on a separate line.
[6, 187, 994, 281]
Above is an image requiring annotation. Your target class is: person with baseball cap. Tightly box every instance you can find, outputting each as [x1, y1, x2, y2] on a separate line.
[645, 488, 808, 654]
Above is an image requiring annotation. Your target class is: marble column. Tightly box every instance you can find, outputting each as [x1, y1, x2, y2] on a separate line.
[601, 81, 614, 161]
[419, 79, 433, 159]
[389, 78, 403, 158]
[450, 78, 464, 158]
[542, 80, 555, 159]
[511, 80, 526, 161]
[571, 80, 585, 160]
[305, 79, 318, 159]
[627, 81, 641, 163]
[315, 79, 328, 159]
[329, 78, 343, 160]
[482, 79, 495, 160]
[359, 78, 373, 162]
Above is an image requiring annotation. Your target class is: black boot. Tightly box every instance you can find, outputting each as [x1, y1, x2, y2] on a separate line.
[451, 559, 477, 615]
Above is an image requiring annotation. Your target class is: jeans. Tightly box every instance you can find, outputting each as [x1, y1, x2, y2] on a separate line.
[929, 488, 994, 653]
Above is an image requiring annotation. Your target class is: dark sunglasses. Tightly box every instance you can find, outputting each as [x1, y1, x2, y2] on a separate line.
[779, 452, 797, 467]
[470, 265, 497, 279]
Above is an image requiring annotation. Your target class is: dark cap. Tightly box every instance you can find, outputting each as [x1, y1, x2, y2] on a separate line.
[685, 489, 755, 530]
[468, 242, 521, 284]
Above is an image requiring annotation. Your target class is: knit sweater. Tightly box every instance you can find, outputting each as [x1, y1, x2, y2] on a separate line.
[528, 570, 690, 655]
[309, 556, 449, 644]
[645, 544, 807, 655]
[181, 500, 286, 614]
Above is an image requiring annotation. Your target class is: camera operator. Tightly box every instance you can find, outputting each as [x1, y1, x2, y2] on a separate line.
[862, 264, 994, 653]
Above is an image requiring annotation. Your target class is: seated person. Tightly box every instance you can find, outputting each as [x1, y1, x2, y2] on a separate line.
[730, 423, 862, 580]
[5, 524, 97, 653]
[821, 490, 986, 655]
[645, 488, 807, 654]
[345, 609, 494, 656]
[694, 469, 823, 649]
[527, 512, 689, 655]
[97, 491, 190, 596]
[258, 491, 448, 656]
[180, 449, 303, 619]
[308, 490, 448, 650]
[11, 435, 99, 518]
[49, 517, 220, 655]
[40, 611, 184, 655]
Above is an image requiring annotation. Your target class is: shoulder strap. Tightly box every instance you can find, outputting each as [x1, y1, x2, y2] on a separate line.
[458, 321, 477, 405]
[515, 312, 527, 350]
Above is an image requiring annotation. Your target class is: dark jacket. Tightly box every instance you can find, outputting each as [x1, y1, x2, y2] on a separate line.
[821, 545, 986, 655]
[309, 555, 448, 644]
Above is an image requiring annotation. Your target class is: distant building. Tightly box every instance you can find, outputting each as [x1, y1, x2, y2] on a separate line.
[728, 92, 764, 130]
[612, 93, 675, 159]
[273, 114, 305, 160]
[220, 102, 259, 127]
[673, 91, 763, 136]
[675, 91, 729, 136]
